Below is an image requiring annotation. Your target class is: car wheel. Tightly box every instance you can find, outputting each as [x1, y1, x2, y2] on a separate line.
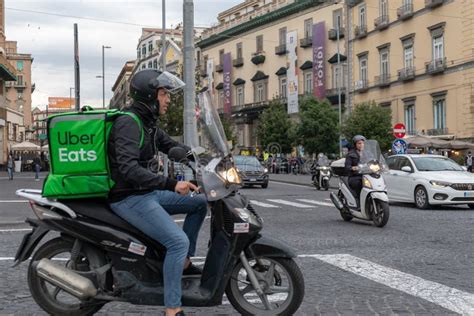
[415, 186, 430, 209]
[467, 204, 474, 209]
[261, 182, 268, 189]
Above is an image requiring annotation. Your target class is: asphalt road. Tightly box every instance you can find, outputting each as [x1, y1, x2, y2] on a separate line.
[0, 173, 473, 315]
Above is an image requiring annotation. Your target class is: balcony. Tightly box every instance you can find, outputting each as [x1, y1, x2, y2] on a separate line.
[374, 15, 390, 31]
[274, 44, 287, 56]
[347, 0, 363, 7]
[326, 87, 347, 105]
[354, 25, 368, 39]
[251, 52, 266, 65]
[215, 64, 224, 73]
[397, 4, 414, 20]
[233, 57, 244, 67]
[425, 0, 444, 9]
[425, 58, 447, 75]
[398, 67, 416, 81]
[354, 79, 369, 93]
[300, 37, 312, 48]
[328, 28, 345, 41]
[427, 128, 449, 136]
[375, 74, 391, 88]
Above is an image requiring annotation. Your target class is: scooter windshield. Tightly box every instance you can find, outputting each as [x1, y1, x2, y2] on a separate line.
[193, 92, 236, 201]
[318, 156, 330, 167]
[359, 140, 388, 173]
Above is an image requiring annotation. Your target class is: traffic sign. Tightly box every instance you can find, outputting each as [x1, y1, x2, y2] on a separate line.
[392, 139, 407, 155]
[393, 123, 406, 138]
[39, 134, 48, 141]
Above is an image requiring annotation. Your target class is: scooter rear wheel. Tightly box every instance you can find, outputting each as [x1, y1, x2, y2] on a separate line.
[226, 257, 304, 316]
[340, 208, 353, 221]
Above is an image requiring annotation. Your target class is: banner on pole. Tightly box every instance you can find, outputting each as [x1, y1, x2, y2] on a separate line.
[312, 22, 326, 99]
[287, 30, 299, 114]
[223, 53, 232, 115]
[206, 58, 214, 96]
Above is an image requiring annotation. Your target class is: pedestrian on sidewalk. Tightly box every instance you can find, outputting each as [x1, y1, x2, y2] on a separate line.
[465, 151, 473, 172]
[33, 155, 41, 181]
[7, 153, 14, 180]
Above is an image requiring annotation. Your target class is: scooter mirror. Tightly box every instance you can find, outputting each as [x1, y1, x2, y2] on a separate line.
[168, 147, 188, 162]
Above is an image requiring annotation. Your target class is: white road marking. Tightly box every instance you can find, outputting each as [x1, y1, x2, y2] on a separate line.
[0, 200, 28, 203]
[297, 199, 335, 207]
[269, 181, 310, 188]
[266, 199, 314, 208]
[249, 200, 280, 208]
[306, 254, 474, 315]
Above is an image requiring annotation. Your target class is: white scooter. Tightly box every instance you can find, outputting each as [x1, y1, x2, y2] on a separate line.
[312, 156, 331, 190]
[330, 140, 390, 227]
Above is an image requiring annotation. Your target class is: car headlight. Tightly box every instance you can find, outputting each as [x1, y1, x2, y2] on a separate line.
[430, 180, 451, 188]
[369, 163, 381, 173]
[218, 167, 242, 184]
[264, 168, 268, 173]
[363, 177, 372, 189]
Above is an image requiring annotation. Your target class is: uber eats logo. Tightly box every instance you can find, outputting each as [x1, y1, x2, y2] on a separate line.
[57, 132, 97, 162]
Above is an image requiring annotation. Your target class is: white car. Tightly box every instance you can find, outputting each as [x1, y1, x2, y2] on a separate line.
[384, 154, 474, 209]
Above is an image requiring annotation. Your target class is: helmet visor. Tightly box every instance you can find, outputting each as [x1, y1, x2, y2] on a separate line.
[151, 71, 186, 94]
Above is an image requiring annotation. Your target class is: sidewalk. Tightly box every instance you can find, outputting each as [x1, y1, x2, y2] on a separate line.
[269, 173, 339, 189]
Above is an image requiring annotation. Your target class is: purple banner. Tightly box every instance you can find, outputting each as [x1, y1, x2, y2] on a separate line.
[312, 22, 326, 99]
[223, 53, 232, 116]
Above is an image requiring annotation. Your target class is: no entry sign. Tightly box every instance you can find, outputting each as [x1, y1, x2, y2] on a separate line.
[393, 123, 406, 138]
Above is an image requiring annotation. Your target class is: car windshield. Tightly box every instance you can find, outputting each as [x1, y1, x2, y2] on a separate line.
[234, 156, 260, 166]
[413, 157, 464, 171]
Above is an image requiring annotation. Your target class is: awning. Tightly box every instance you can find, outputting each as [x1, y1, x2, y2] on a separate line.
[11, 141, 42, 151]
[299, 60, 313, 70]
[275, 67, 287, 76]
[251, 71, 269, 82]
[233, 78, 246, 86]
[215, 82, 224, 90]
[199, 86, 208, 93]
[449, 140, 474, 150]
[405, 136, 450, 149]
[328, 53, 347, 64]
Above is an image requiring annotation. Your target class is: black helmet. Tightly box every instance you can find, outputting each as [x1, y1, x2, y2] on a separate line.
[352, 135, 366, 144]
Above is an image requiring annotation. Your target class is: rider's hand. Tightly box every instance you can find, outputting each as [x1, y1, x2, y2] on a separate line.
[352, 166, 359, 171]
[175, 181, 198, 195]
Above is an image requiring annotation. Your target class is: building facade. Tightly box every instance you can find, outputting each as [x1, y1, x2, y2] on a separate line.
[0, 0, 34, 166]
[197, 0, 348, 149]
[349, 0, 474, 140]
[110, 61, 134, 110]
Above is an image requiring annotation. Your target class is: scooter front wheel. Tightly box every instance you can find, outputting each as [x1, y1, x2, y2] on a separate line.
[225, 257, 304, 316]
[371, 200, 390, 227]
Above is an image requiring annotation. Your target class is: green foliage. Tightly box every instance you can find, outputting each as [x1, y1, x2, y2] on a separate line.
[296, 96, 339, 155]
[220, 115, 237, 149]
[257, 99, 294, 154]
[342, 101, 392, 151]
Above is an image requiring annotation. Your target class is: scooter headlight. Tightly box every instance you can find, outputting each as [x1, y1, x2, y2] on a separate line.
[369, 163, 381, 173]
[217, 167, 242, 185]
[363, 177, 373, 189]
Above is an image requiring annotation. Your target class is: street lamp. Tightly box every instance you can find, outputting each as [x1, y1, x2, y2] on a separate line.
[101, 45, 111, 109]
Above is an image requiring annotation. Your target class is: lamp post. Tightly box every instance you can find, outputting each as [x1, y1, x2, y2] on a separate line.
[336, 21, 342, 158]
[101, 45, 111, 108]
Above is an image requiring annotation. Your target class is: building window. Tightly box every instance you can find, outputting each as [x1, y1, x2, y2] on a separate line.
[142, 44, 146, 56]
[148, 41, 153, 55]
[379, 48, 390, 76]
[254, 81, 267, 103]
[17, 75, 24, 86]
[304, 72, 313, 94]
[279, 76, 287, 99]
[359, 4, 366, 27]
[359, 56, 368, 82]
[304, 18, 313, 38]
[256, 35, 263, 53]
[333, 64, 346, 89]
[137, 48, 141, 59]
[433, 34, 444, 61]
[153, 59, 158, 69]
[141, 63, 146, 70]
[235, 85, 245, 106]
[219, 49, 224, 64]
[405, 103, 416, 135]
[218, 90, 225, 108]
[333, 9, 343, 30]
[18, 91, 23, 100]
[380, 0, 388, 17]
[403, 39, 414, 68]
[196, 50, 201, 67]
[433, 98, 446, 129]
[237, 42, 243, 59]
[16, 61, 24, 71]
[279, 27, 287, 46]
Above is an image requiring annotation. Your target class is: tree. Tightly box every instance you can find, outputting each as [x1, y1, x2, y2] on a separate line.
[296, 96, 339, 155]
[342, 101, 392, 151]
[220, 115, 237, 149]
[257, 99, 294, 154]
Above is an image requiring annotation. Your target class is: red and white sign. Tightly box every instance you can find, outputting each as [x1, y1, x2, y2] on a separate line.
[393, 123, 406, 138]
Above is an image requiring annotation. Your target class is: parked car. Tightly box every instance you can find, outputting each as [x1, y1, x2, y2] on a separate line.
[234, 155, 269, 188]
[384, 154, 474, 209]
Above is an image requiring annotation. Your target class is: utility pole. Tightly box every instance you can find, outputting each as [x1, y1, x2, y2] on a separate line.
[74, 23, 80, 111]
[161, 0, 166, 71]
[102, 45, 111, 108]
[337, 21, 342, 158]
[183, 0, 198, 147]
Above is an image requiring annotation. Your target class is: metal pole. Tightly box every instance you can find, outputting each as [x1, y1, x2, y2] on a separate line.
[183, 0, 198, 147]
[161, 0, 166, 71]
[74, 23, 80, 111]
[102, 45, 105, 108]
[337, 22, 342, 158]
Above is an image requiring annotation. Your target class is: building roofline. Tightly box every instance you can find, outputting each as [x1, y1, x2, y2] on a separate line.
[218, 0, 260, 19]
[112, 61, 135, 92]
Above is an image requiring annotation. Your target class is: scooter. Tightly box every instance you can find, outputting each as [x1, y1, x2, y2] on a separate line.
[312, 166, 331, 190]
[13, 93, 305, 316]
[330, 140, 390, 227]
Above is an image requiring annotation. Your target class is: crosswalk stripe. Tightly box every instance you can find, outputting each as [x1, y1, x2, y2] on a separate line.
[266, 199, 314, 208]
[297, 199, 335, 207]
[250, 200, 280, 208]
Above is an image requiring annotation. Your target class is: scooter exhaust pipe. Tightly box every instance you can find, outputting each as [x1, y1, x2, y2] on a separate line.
[330, 192, 344, 210]
[33, 258, 97, 299]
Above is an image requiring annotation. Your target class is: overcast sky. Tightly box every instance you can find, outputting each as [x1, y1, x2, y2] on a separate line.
[6, 0, 242, 109]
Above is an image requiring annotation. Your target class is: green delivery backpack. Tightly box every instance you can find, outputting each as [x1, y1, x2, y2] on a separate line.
[42, 107, 144, 199]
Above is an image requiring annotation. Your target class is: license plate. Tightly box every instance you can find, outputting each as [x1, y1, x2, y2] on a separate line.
[249, 179, 257, 182]
[464, 192, 474, 197]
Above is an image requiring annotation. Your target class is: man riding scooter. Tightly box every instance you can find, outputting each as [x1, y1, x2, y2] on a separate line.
[345, 135, 366, 199]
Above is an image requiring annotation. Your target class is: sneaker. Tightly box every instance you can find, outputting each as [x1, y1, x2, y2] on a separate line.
[183, 263, 202, 276]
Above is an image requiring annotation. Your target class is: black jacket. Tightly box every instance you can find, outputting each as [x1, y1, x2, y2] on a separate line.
[107, 101, 190, 203]
[344, 149, 361, 177]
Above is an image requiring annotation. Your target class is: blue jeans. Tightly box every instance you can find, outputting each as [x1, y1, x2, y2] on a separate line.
[35, 164, 40, 179]
[109, 190, 208, 308]
[7, 168, 13, 180]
